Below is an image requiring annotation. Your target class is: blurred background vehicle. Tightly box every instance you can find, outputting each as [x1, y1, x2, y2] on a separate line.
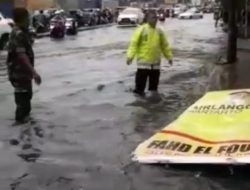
[117, 7, 144, 27]
[82, 9, 99, 26]
[157, 8, 166, 22]
[68, 9, 86, 27]
[65, 17, 78, 35]
[0, 12, 12, 50]
[202, 5, 214, 13]
[49, 14, 66, 39]
[178, 8, 203, 19]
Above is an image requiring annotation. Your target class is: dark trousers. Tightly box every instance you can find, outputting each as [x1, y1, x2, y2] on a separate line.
[134, 69, 160, 95]
[14, 87, 33, 122]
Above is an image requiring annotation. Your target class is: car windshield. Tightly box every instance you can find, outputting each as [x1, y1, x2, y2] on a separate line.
[122, 9, 139, 15]
[187, 8, 197, 13]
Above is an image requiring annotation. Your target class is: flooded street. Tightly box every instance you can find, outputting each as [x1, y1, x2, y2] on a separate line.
[1, 14, 247, 190]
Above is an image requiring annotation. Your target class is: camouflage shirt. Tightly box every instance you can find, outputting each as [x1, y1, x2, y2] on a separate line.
[7, 26, 34, 90]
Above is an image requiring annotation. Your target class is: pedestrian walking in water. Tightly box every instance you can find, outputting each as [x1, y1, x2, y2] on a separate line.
[214, 8, 220, 27]
[126, 11, 173, 96]
[7, 8, 42, 123]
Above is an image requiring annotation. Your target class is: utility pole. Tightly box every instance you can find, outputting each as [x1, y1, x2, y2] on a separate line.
[227, 0, 237, 64]
[245, 0, 248, 38]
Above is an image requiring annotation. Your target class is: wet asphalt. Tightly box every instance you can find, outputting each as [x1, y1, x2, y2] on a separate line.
[1, 14, 248, 190]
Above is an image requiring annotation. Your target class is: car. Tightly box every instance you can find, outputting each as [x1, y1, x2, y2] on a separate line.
[117, 7, 144, 27]
[0, 12, 13, 50]
[65, 18, 78, 35]
[69, 9, 89, 27]
[172, 4, 187, 17]
[178, 8, 203, 19]
[69, 9, 83, 26]
[173, 7, 182, 17]
[82, 9, 98, 26]
[203, 6, 213, 13]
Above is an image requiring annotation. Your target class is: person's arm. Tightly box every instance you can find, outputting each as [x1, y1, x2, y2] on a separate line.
[126, 26, 143, 65]
[16, 52, 42, 85]
[15, 32, 42, 85]
[16, 53, 36, 76]
[160, 30, 173, 64]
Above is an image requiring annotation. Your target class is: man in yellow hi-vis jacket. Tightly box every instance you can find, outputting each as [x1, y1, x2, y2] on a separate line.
[127, 11, 173, 96]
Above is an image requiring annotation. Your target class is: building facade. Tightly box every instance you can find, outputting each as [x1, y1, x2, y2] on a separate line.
[56, 0, 79, 10]
[79, 0, 102, 9]
[56, 0, 103, 10]
[192, 0, 201, 6]
[164, 0, 177, 6]
[15, 0, 56, 10]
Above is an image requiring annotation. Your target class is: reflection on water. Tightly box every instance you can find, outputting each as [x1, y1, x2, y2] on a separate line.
[207, 63, 238, 91]
[128, 92, 184, 138]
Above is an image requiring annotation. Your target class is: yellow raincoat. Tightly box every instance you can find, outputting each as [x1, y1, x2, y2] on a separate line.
[127, 24, 173, 67]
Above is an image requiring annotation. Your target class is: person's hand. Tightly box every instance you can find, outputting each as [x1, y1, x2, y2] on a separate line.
[127, 58, 132, 66]
[34, 72, 42, 85]
[168, 60, 173, 66]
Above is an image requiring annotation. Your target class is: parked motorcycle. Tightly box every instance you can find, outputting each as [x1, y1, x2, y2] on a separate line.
[49, 18, 65, 39]
[65, 18, 78, 35]
[158, 13, 166, 22]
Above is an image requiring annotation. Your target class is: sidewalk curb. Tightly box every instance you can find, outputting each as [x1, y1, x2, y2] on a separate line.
[36, 23, 114, 38]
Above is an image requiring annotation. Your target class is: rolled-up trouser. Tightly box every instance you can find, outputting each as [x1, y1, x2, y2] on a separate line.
[134, 69, 160, 95]
[13, 81, 33, 122]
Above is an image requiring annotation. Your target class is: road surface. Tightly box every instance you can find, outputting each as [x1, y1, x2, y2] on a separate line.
[1, 15, 246, 190]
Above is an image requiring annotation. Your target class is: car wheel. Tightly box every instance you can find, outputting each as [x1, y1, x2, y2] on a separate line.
[0, 33, 9, 50]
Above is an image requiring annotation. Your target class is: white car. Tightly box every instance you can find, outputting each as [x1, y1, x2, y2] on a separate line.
[117, 7, 144, 27]
[0, 12, 13, 50]
[178, 8, 203, 19]
[173, 7, 183, 17]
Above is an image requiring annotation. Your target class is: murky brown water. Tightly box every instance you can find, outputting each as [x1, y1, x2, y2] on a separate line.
[1, 15, 247, 190]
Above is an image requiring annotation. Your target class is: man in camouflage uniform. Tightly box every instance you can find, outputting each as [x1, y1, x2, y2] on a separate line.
[7, 8, 42, 123]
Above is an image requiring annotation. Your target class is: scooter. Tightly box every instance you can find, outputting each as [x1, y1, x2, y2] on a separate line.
[65, 18, 78, 35]
[158, 13, 166, 22]
[49, 19, 65, 39]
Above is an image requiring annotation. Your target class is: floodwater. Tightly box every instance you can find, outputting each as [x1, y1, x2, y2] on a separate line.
[1, 14, 248, 190]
